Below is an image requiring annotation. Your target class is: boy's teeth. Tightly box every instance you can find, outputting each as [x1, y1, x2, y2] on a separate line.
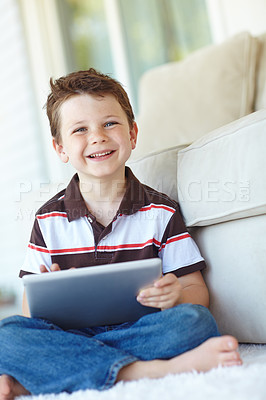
[90, 151, 112, 158]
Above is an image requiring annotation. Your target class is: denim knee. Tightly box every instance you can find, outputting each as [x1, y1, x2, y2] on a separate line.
[154, 304, 218, 341]
[173, 304, 221, 346]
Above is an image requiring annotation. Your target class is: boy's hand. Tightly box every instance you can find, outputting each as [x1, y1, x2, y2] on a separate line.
[40, 263, 61, 273]
[136, 273, 182, 310]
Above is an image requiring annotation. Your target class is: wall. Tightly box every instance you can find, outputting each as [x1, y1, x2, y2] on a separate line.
[206, 0, 266, 43]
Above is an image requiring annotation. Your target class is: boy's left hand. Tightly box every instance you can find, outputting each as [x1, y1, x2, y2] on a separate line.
[136, 273, 182, 310]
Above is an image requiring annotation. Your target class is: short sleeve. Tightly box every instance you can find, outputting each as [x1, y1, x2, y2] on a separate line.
[159, 205, 206, 276]
[19, 218, 52, 277]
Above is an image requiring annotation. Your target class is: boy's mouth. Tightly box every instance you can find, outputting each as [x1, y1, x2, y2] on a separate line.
[88, 150, 114, 159]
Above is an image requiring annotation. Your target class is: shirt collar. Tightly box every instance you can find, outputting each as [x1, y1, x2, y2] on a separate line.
[64, 174, 89, 222]
[117, 167, 146, 215]
[64, 167, 146, 222]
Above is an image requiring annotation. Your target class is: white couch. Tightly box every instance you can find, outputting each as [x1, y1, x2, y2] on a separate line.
[128, 31, 266, 343]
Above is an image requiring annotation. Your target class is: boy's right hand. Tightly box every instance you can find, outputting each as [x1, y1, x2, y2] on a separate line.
[40, 263, 61, 273]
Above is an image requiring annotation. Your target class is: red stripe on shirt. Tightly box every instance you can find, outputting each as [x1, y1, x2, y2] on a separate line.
[28, 238, 161, 255]
[37, 212, 68, 219]
[159, 233, 191, 251]
[98, 238, 161, 251]
[49, 246, 95, 254]
[28, 243, 95, 254]
[139, 204, 175, 214]
[28, 243, 50, 253]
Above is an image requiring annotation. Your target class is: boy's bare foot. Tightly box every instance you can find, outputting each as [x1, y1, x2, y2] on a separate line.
[117, 335, 242, 382]
[170, 335, 242, 372]
[0, 375, 30, 400]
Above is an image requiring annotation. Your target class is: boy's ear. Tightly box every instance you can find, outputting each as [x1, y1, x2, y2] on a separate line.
[52, 138, 69, 163]
[130, 122, 138, 150]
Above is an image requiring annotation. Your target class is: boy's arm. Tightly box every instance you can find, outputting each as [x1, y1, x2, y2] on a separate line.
[137, 270, 209, 310]
[176, 271, 209, 307]
[22, 290, 30, 317]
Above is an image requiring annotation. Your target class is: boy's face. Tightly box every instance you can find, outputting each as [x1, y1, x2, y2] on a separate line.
[53, 94, 138, 182]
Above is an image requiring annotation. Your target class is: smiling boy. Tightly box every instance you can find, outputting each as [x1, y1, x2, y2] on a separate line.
[0, 69, 242, 399]
[53, 92, 138, 227]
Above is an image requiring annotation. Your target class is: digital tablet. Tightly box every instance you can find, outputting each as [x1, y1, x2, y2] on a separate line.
[23, 258, 162, 329]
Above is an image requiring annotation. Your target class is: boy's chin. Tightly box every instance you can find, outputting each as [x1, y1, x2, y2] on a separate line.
[77, 167, 126, 181]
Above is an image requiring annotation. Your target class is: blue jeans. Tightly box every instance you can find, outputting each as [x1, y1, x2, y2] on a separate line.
[0, 304, 220, 394]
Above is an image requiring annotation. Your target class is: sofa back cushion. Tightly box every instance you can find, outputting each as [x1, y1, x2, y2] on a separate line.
[134, 32, 259, 160]
[127, 145, 187, 202]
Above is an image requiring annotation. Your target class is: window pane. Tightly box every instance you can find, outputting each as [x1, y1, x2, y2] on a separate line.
[57, 0, 212, 110]
[57, 0, 114, 74]
[166, 0, 212, 57]
[119, 0, 166, 101]
[119, 0, 212, 104]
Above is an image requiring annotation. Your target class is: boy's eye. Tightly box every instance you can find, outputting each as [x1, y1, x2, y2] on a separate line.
[73, 127, 87, 134]
[105, 121, 117, 128]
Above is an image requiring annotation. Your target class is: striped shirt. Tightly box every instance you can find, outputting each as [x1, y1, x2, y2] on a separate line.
[20, 168, 205, 277]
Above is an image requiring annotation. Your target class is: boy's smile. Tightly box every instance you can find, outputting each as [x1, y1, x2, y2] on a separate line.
[53, 94, 138, 184]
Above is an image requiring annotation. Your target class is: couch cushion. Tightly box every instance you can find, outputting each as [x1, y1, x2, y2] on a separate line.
[177, 110, 266, 227]
[127, 145, 187, 202]
[134, 32, 259, 160]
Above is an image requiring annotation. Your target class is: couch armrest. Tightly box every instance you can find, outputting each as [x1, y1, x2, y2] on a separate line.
[177, 110, 266, 227]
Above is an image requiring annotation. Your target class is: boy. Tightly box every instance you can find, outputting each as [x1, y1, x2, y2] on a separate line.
[0, 69, 242, 399]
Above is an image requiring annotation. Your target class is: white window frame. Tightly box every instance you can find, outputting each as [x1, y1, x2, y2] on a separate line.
[18, 0, 74, 182]
[103, 0, 134, 104]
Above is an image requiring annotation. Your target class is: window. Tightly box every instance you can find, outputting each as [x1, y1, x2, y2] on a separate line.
[57, 0, 114, 74]
[57, 0, 212, 111]
[119, 0, 212, 104]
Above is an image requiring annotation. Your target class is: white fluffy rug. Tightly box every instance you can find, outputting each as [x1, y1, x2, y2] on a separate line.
[19, 344, 266, 400]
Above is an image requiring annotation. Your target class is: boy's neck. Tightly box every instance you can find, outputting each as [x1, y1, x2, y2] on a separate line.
[78, 172, 127, 225]
[80, 178, 127, 203]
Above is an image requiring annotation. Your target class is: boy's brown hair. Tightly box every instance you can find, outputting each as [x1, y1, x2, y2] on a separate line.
[45, 68, 135, 143]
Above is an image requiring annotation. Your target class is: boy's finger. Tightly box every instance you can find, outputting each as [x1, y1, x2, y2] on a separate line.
[50, 263, 61, 272]
[138, 294, 170, 303]
[137, 296, 171, 309]
[137, 286, 171, 300]
[40, 264, 49, 273]
[40, 263, 61, 273]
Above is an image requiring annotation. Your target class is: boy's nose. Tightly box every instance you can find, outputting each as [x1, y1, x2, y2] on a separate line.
[89, 128, 108, 144]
